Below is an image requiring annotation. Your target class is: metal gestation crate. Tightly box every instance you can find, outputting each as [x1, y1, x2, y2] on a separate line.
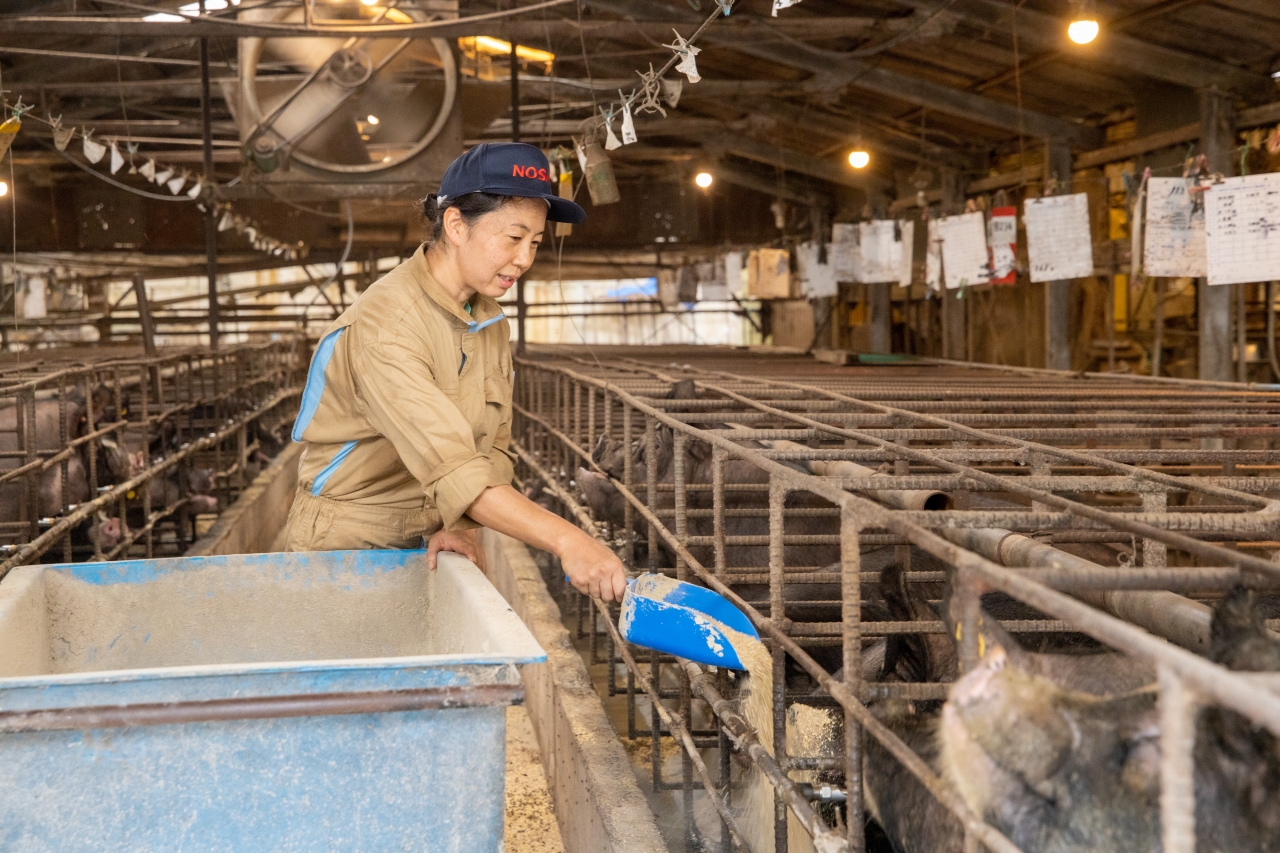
[0, 339, 304, 577]
[510, 344, 1280, 853]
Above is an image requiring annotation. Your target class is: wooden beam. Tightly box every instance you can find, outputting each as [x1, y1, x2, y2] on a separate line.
[714, 134, 886, 193]
[712, 160, 832, 207]
[893, 0, 1261, 94]
[581, 0, 1099, 146]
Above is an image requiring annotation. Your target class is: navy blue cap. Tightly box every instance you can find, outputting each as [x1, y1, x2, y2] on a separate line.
[438, 142, 587, 224]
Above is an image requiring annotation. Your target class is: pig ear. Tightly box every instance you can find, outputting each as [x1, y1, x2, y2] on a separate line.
[688, 438, 712, 462]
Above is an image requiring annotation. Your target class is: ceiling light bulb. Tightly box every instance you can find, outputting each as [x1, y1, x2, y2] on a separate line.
[0, 181, 8, 198]
[1068, 18, 1099, 44]
[366, 114, 380, 125]
[695, 171, 713, 189]
[848, 150, 870, 169]
[360, 0, 379, 5]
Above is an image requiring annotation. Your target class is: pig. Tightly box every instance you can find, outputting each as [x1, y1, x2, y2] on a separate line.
[930, 587, 1280, 853]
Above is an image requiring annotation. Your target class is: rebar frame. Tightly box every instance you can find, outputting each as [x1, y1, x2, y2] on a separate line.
[0, 340, 303, 579]
[511, 344, 1280, 853]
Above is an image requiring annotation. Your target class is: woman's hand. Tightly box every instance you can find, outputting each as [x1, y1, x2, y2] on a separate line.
[557, 530, 628, 602]
[426, 528, 485, 572]
[465, 484, 628, 601]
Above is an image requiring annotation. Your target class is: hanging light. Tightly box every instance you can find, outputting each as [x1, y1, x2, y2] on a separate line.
[848, 150, 870, 169]
[1068, 0, 1099, 45]
[694, 171, 713, 189]
[0, 181, 8, 198]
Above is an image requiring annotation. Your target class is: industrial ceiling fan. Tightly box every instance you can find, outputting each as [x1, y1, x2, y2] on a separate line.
[236, 2, 459, 176]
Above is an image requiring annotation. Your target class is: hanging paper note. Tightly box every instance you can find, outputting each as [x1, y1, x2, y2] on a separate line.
[574, 139, 589, 172]
[108, 139, 125, 175]
[1204, 172, 1280, 286]
[661, 79, 682, 109]
[926, 219, 942, 292]
[857, 220, 902, 283]
[897, 220, 915, 287]
[796, 241, 837, 298]
[987, 206, 1017, 285]
[830, 222, 860, 282]
[0, 117, 19, 161]
[772, 0, 799, 15]
[620, 99, 637, 145]
[167, 171, 187, 195]
[556, 163, 573, 238]
[937, 211, 990, 290]
[51, 120, 74, 152]
[663, 32, 701, 84]
[1024, 193, 1093, 283]
[1144, 177, 1207, 278]
[218, 210, 234, 232]
[82, 130, 106, 165]
[154, 165, 174, 185]
[603, 116, 622, 151]
[139, 158, 157, 181]
[186, 178, 203, 200]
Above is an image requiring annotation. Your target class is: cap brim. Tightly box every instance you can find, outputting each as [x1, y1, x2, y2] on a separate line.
[546, 195, 588, 224]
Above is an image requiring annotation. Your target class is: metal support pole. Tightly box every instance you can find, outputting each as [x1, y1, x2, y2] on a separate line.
[1198, 86, 1235, 381]
[1044, 140, 1073, 370]
[199, 32, 220, 350]
[867, 283, 890, 354]
[940, 169, 966, 360]
[133, 274, 157, 359]
[511, 39, 527, 355]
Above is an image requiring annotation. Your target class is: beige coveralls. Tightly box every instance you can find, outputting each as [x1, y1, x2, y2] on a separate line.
[284, 245, 515, 550]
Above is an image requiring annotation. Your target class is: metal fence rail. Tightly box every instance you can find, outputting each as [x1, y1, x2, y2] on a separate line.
[0, 339, 303, 577]
[511, 344, 1280, 853]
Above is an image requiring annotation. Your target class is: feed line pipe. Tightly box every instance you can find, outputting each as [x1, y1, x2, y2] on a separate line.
[753, 435, 1216, 652]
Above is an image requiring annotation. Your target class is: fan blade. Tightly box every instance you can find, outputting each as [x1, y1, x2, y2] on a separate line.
[260, 36, 346, 74]
[259, 79, 369, 165]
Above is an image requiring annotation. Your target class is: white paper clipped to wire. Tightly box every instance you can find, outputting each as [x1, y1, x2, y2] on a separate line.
[1204, 173, 1280, 286]
[1024, 193, 1093, 283]
[831, 222, 860, 282]
[1144, 177, 1206, 278]
[926, 219, 942, 292]
[857, 220, 901, 284]
[797, 241, 837, 298]
[937, 212, 990, 290]
[897, 220, 914, 287]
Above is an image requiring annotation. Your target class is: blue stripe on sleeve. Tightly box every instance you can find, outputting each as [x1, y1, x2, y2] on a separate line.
[292, 327, 345, 442]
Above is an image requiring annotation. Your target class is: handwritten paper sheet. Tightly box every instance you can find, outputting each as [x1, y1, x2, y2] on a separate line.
[926, 219, 942, 292]
[831, 223, 860, 282]
[987, 206, 1017, 284]
[796, 241, 838, 298]
[1024, 193, 1093, 283]
[858, 220, 902, 283]
[1204, 173, 1280, 286]
[1144, 177, 1206, 278]
[937, 212, 990, 290]
[898, 220, 915, 287]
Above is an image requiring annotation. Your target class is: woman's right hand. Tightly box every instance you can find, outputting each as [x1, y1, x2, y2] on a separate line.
[558, 531, 628, 602]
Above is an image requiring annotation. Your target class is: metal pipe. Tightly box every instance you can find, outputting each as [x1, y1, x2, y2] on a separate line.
[937, 527, 1214, 652]
[0, 684, 523, 733]
[199, 29, 220, 349]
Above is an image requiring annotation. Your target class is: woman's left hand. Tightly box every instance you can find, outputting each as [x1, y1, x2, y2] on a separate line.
[427, 528, 485, 572]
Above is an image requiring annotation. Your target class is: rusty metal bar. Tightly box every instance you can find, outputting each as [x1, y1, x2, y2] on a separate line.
[0, 684, 523, 733]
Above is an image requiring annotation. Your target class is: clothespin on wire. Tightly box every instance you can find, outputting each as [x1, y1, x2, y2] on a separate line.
[635, 64, 667, 117]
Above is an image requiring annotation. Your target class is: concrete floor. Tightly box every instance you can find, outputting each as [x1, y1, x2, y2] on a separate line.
[505, 704, 566, 853]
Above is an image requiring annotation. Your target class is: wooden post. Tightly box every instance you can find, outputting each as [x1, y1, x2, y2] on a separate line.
[940, 169, 967, 360]
[1044, 140, 1073, 371]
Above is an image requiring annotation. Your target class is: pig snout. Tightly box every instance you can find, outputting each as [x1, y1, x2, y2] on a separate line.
[190, 494, 219, 513]
[96, 517, 123, 550]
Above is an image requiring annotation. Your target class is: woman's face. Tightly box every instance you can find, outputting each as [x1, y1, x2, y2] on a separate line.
[444, 197, 547, 298]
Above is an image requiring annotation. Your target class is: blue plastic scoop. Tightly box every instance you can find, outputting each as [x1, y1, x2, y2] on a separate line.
[619, 573, 760, 671]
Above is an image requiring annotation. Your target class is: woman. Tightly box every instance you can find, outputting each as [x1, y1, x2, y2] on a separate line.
[285, 143, 627, 601]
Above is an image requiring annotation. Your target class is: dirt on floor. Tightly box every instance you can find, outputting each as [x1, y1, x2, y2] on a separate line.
[505, 704, 565, 853]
